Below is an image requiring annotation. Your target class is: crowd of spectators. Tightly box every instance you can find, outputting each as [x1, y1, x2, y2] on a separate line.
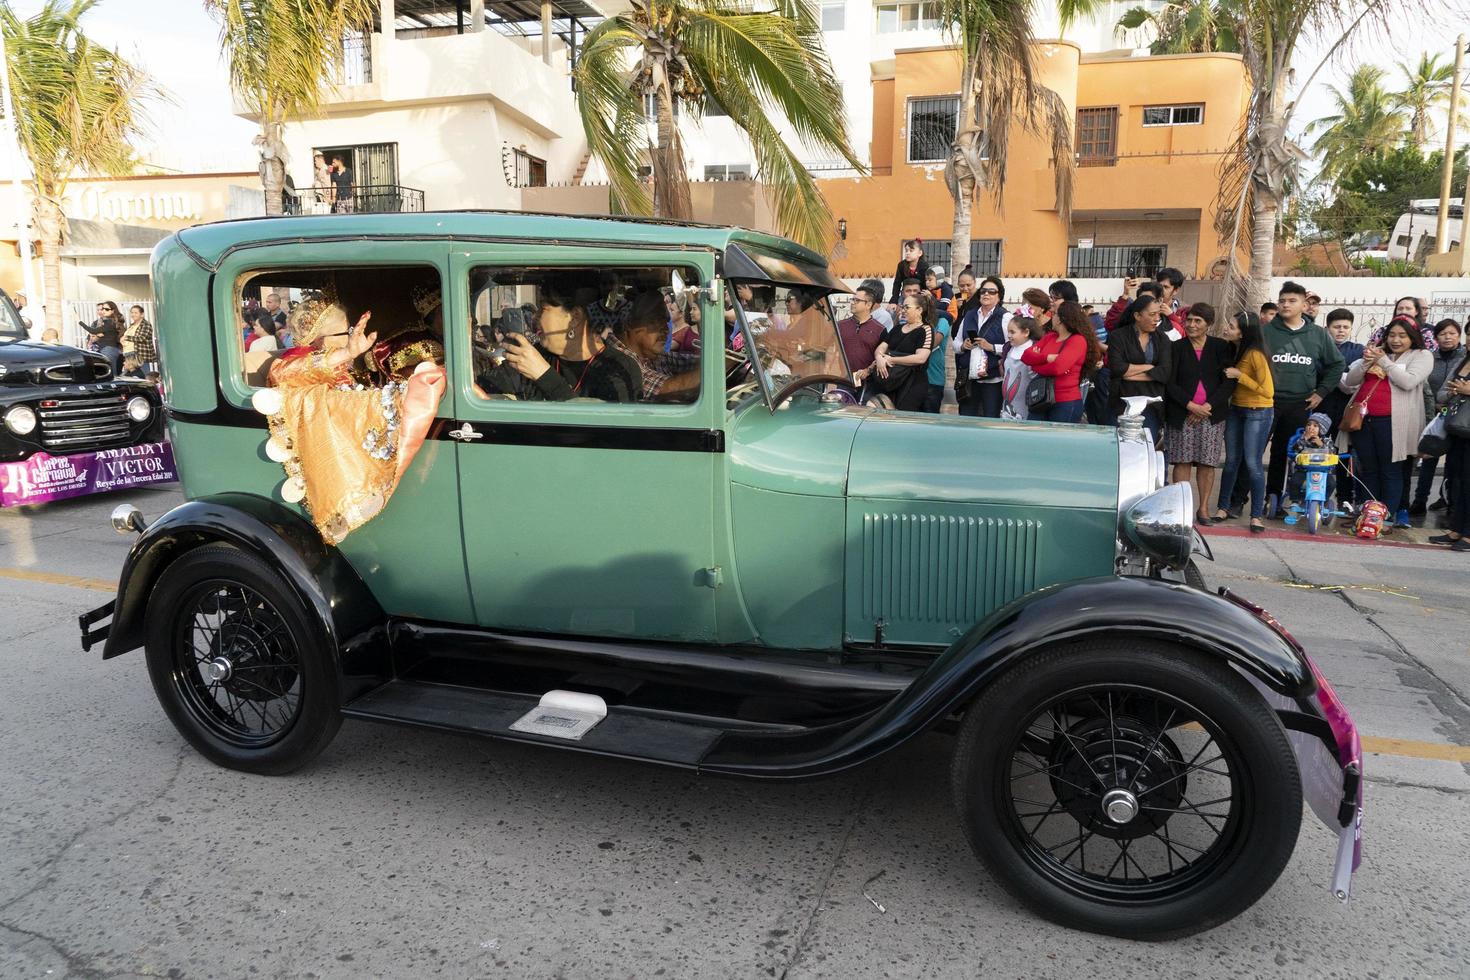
[834, 242, 1466, 549]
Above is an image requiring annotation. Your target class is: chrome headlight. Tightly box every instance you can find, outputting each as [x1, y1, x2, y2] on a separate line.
[4, 404, 37, 435]
[1120, 483, 1195, 570]
[126, 395, 152, 422]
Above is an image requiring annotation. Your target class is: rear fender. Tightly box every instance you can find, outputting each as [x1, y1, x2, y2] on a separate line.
[702, 576, 1315, 778]
[98, 493, 389, 697]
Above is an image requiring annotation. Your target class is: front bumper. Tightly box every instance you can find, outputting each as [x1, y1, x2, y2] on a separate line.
[1222, 588, 1363, 903]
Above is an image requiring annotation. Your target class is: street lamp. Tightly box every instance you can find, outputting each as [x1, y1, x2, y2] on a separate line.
[837, 217, 847, 241]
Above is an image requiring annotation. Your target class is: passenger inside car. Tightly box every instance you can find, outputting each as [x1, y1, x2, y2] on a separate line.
[475, 275, 642, 403]
[605, 290, 701, 403]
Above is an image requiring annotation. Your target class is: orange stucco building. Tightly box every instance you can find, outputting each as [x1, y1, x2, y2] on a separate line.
[819, 44, 1250, 280]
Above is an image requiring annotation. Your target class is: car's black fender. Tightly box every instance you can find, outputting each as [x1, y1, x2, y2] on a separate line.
[701, 576, 1316, 778]
[97, 492, 390, 698]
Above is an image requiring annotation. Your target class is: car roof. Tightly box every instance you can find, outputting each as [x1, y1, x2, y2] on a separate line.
[170, 209, 829, 271]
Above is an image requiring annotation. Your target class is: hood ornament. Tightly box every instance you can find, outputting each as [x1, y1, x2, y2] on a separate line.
[1117, 396, 1161, 443]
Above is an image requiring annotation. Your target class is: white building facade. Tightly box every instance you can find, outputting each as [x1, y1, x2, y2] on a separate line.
[253, 0, 1157, 208]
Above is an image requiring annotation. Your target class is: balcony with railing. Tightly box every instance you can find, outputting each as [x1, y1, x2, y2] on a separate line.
[285, 184, 427, 215]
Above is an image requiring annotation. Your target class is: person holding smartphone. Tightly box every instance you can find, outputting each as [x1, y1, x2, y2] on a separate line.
[953, 276, 1009, 417]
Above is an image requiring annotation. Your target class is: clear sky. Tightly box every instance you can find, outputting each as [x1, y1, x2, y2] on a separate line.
[9, 0, 1467, 178]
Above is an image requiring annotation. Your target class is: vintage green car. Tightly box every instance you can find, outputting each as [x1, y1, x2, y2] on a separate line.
[79, 212, 1361, 940]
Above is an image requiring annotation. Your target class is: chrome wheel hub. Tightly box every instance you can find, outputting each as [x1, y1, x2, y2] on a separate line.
[1102, 787, 1139, 824]
[204, 656, 233, 683]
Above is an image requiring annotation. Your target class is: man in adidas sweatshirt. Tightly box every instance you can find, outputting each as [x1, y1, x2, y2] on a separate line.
[1263, 281, 1345, 505]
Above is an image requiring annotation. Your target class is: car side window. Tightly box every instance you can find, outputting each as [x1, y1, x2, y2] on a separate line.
[468, 265, 703, 406]
[234, 266, 444, 388]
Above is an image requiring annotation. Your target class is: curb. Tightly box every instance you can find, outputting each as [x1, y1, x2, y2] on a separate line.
[1200, 523, 1451, 552]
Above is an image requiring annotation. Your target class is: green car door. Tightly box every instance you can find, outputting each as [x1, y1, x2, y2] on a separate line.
[445, 245, 721, 642]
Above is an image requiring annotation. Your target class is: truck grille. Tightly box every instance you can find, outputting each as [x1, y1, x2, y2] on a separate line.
[36, 394, 133, 449]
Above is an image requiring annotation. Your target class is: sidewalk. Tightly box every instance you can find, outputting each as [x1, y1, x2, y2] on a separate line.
[1200, 506, 1450, 550]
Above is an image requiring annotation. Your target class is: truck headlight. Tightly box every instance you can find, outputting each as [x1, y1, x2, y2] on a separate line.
[126, 396, 152, 422]
[4, 404, 37, 435]
[1120, 483, 1195, 570]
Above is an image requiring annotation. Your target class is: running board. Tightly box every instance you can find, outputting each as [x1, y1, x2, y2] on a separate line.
[342, 680, 782, 767]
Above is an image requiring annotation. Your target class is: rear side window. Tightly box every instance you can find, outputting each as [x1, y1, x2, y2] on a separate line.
[234, 266, 443, 388]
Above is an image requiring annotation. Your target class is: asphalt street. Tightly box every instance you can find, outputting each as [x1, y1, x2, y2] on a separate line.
[1, 486, 1467, 979]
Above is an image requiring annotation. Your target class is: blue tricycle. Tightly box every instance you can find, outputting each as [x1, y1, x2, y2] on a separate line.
[1280, 449, 1352, 535]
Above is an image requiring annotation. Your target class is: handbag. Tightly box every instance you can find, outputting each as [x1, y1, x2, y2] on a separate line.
[1418, 412, 1450, 456]
[1026, 373, 1055, 411]
[867, 362, 914, 396]
[1340, 375, 1384, 434]
[1447, 394, 1470, 439]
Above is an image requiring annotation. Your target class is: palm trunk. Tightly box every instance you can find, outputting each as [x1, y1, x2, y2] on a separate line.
[258, 118, 288, 217]
[1247, 85, 1289, 309]
[949, 51, 979, 277]
[33, 194, 64, 339]
[651, 81, 692, 221]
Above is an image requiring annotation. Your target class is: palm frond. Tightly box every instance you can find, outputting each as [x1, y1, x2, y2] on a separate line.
[1, 0, 157, 195]
[572, 18, 653, 215]
[680, 7, 858, 170]
[206, 0, 378, 122]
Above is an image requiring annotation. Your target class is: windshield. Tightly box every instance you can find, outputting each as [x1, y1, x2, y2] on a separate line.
[732, 281, 849, 401]
[0, 291, 25, 342]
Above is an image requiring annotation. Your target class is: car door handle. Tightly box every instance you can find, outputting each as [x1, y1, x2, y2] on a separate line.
[448, 423, 482, 442]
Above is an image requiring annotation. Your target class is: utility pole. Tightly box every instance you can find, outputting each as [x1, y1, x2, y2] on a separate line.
[0, 24, 38, 336]
[1436, 34, 1466, 254]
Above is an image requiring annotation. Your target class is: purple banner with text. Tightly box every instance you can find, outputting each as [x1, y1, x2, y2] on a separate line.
[0, 441, 177, 507]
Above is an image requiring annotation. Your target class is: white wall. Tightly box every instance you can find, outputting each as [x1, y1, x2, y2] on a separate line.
[283, 101, 565, 210]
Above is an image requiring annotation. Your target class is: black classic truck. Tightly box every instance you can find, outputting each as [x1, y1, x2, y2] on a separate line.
[0, 289, 163, 463]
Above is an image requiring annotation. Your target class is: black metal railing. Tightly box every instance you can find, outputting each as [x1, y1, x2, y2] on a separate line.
[286, 184, 426, 215]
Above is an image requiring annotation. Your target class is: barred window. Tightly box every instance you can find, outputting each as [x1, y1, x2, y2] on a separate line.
[1076, 107, 1118, 166]
[907, 96, 958, 163]
[1066, 245, 1167, 279]
[513, 150, 546, 188]
[1142, 104, 1203, 127]
[920, 240, 1003, 277]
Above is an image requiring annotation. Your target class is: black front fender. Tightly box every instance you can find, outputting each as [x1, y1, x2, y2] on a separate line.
[702, 576, 1314, 778]
[95, 493, 389, 696]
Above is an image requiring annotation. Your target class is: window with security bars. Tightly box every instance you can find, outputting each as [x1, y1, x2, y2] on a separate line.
[1141, 104, 1203, 127]
[907, 96, 958, 163]
[1066, 245, 1167, 279]
[513, 149, 547, 188]
[1076, 107, 1118, 166]
[920, 240, 1003, 277]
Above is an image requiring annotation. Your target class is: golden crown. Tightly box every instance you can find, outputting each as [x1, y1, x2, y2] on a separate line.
[411, 284, 442, 318]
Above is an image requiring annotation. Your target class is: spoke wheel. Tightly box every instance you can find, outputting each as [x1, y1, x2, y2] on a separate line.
[170, 581, 303, 747]
[952, 640, 1301, 940]
[1005, 685, 1243, 901]
[145, 544, 342, 775]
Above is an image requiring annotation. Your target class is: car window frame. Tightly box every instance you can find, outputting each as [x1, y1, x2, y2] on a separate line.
[727, 281, 851, 413]
[212, 242, 452, 420]
[447, 245, 721, 433]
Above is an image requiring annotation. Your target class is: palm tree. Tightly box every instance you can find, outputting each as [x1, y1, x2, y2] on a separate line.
[1305, 65, 1408, 190]
[0, 0, 153, 337]
[573, 0, 861, 250]
[1202, 0, 1404, 307]
[939, 0, 1095, 278]
[207, 0, 378, 216]
[1116, 0, 1242, 54]
[1394, 52, 1454, 147]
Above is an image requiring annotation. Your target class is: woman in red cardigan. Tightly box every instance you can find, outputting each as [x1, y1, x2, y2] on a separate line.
[1020, 301, 1102, 423]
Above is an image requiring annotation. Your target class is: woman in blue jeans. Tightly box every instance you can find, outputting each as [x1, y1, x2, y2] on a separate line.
[1216, 313, 1276, 532]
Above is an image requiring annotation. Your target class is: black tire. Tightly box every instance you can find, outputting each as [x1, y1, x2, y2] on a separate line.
[1306, 500, 1321, 535]
[1183, 559, 1208, 591]
[950, 640, 1301, 940]
[144, 544, 342, 775]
